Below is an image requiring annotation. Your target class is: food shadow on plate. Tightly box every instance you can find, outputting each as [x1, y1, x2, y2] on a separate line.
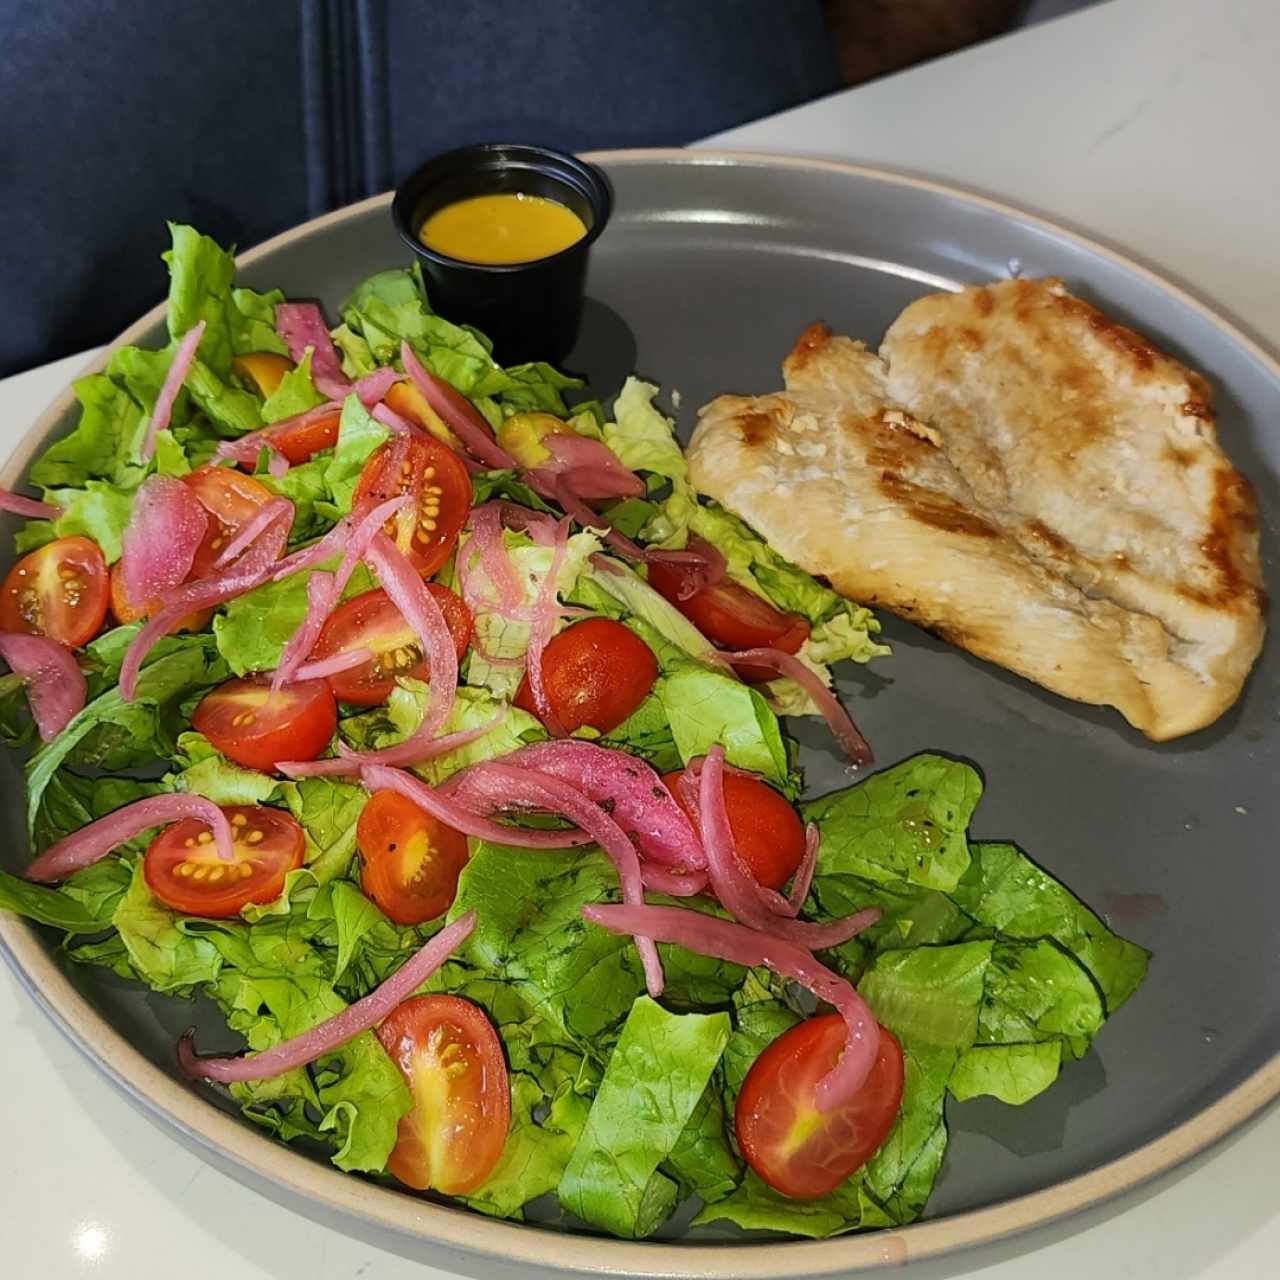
[563, 297, 638, 402]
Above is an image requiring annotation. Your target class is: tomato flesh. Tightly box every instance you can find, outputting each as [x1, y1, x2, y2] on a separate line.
[352, 435, 471, 578]
[377, 995, 510, 1194]
[267, 406, 342, 464]
[736, 1015, 904, 1200]
[662, 768, 806, 891]
[144, 804, 305, 918]
[0, 535, 109, 648]
[108, 561, 212, 632]
[181, 467, 279, 578]
[192, 675, 337, 772]
[646, 563, 810, 682]
[513, 617, 657, 735]
[311, 585, 472, 706]
[357, 789, 468, 925]
[231, 352, 294, 396]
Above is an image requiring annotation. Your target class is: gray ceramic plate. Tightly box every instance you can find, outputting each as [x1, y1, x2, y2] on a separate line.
[1, 151, 1277, 1278]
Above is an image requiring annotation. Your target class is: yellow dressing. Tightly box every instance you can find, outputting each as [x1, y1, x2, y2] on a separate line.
[419, 193, 586, 265]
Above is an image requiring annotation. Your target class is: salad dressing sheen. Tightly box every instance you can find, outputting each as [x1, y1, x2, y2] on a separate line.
[418, 193, 586, 265]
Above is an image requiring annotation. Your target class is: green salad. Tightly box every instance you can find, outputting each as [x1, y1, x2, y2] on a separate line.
[0, 225, 1147, 1240]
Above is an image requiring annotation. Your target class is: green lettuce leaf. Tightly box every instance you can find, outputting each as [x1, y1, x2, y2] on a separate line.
[558, 996, 730, 1238]
[804, 754, 982, 894]
[112, 860, 225, 992]
[321, 394, 391, 514]
[163, 222, 236, 372]
[341, 681, 543, 784]
[214, 558, 373, 676]
[261, 349, 326, 423]
[949, 1042, 1064, 1105]
[951, 841, 1149, 1014]
[26, 632, 230, 832]
[44, 481, 134, 562]
[0, 869, 105, 933]
[663, 1084, 741, 1205]
[858, 941, 992, 1050]
[658, 666, 789, 784]
[230, 286, 288, 357]
[29, 374, 146, 490]
[33, 770, 163, 854]
[168, 731, 283, 807]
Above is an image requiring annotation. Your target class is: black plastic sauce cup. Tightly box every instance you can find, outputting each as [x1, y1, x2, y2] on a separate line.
[392, 143, 612, 365]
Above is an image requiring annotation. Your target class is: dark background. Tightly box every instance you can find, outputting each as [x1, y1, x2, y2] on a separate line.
[0, 0, 1096, 375]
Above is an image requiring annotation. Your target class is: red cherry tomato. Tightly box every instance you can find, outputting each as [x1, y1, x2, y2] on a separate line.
[0, 535, 109, 648]
[646, 562, 810, 682]
[144, 804, 305, 918]
[662, 767, 806, 891]
[736, 1015, 904, 1200]
[352, 435, 471, 578]
[192, 675, 336, 772]
[376, 994, 511, 1194]
[267, 406, 342, 464]
[357, 789, 469, 925]
[310, 585, 472, 706]
[513, 617, 657, 735]
[181, 466, 280, 579]
[108, 561, 212, 633]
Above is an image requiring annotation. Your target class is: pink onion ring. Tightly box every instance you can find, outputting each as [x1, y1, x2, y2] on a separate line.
[360, 764, 592, 848]
[553, 479, 711, 573]
[215, 402, 343, 469]
[400, 342, 516, 471]
[352, 366, 401, 407]
[212, 498, 294, 571]
[441, 761, 662, 996]
[120, 515, 289, 701]
[272, 571, 337, 691]
[0, 632, 86, 741]
[120, 475, 208, 610]
[639, 865, 709, 897]
[526, 434, 646, 502]
[140, 320, 205, 462]
[290, 646, 372, 683]
[583, 903, 879, 1110]
[695, 746, 879, 949]
[277, 533, 458, 773]
[282, 714, 502, 779]
[180, 911, 475, 1083]
[26, 794, 234, 883]
[372, 402, 425, 439]
[789, 822, 821, 915]
[275, 302, 351, 401]
[525, 516, 571, 737]
[0, 489, 62, 520]
[486, 741, 705, 870]
[467, 504, 522, 612]
[722, 647, 873, 766]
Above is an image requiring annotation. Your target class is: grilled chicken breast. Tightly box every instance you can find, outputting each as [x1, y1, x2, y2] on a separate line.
[687, 286, 1265, 740]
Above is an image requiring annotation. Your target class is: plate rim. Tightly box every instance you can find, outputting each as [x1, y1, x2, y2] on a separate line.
[2, 146, 1277, 1276]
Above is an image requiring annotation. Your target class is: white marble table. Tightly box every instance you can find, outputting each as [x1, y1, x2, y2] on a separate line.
[4, 0, 1277, 1274]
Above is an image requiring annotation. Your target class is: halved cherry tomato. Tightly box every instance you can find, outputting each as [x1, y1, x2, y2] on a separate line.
[192, 674, 337, 772]
[265, 406, 343, 465]
[352, 435, 471, 577]
[662, 767, 806, 891]
[357, 789, 469, 925]
[181, 466, 279, 579]
[0, 535, 108, 647]
[513, 617, 658, 736]
[383, 380, 458, 449]
[144, 803, 305, 918]
[231, 352, 294, 396]
[108, 561, 212, 633]
[736, 1015, 904, 1200]
[376, 994, 510, 1194]
[647, 561, 810, 682]
[310, 585, 472, 706]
